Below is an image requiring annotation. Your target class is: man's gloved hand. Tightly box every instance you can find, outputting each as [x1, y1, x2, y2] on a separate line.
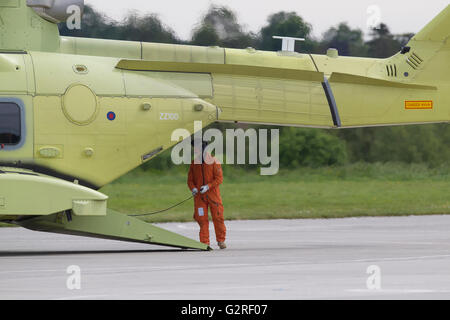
[200, 185, 210, 194]
[192, 188, 199, 196]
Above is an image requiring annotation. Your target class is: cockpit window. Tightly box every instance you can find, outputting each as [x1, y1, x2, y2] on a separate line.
[0, 103, 21, 145]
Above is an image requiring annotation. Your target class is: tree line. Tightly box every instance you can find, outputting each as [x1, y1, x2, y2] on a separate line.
[60, 5, 449, 169]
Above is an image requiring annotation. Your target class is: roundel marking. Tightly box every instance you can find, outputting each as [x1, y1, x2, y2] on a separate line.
[107, 112, 116, 121]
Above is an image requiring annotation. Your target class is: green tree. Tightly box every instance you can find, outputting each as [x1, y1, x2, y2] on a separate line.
[336, 124, 450, 167]
[279, 128, 348, 168]
[117, 11, 179, 43]
[191, 24, 221, 46]
[60, 5, 179, 44]
[320, 23, 368, 57]
[191, 6, 256, 48]
[366, 23, 402, 58]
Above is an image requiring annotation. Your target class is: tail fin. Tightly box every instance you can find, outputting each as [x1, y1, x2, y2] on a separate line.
[413, 5, 450, 42]
[404, 5, 450, 86]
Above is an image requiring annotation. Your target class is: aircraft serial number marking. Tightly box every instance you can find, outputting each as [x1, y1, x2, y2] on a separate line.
[160, 113, 180, 121]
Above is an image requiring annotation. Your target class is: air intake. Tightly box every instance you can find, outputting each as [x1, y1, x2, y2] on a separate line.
[405, 52, 423, 70]
[386, 64, 397, 77]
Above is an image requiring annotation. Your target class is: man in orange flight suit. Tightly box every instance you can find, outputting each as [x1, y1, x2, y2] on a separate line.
[188, 141, 227, 249]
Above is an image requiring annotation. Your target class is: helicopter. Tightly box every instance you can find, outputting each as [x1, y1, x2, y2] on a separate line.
[0, 0, 448, 251]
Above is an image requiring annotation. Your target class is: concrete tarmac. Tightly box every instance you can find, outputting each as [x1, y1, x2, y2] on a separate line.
[1, 215, 450, 300]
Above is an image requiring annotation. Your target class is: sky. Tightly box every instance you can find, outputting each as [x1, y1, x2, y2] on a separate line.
[84, 0, 449, 40]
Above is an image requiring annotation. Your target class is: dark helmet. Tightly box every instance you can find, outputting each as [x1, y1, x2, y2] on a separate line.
[191, 139, 208, 150]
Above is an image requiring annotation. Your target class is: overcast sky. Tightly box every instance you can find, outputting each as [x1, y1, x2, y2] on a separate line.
[84, 0, 449, 40]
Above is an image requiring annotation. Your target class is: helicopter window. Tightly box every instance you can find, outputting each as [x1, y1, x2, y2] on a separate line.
[0, 102, 21, 145]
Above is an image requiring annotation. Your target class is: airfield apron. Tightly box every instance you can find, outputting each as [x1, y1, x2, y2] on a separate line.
[188, 154, 226, 245]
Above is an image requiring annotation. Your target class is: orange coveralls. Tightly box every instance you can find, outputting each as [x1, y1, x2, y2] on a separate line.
[187, 154, 226, 245]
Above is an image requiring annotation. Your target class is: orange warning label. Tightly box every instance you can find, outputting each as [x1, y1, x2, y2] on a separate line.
[405, 101, 433, 110]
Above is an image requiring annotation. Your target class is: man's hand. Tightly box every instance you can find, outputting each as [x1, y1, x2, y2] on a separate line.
[200, 185, 209, 194]
[192, 188, 199, 196]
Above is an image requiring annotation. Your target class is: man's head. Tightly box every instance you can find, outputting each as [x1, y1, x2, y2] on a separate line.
[191, 139, 208, 161]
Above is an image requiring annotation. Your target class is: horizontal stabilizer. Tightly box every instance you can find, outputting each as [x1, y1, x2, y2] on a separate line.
[329, 72, 437, 90]
[116, 59, 325, 82]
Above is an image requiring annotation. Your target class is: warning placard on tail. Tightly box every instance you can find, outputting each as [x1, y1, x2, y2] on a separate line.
[405, 101, 433, 110]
